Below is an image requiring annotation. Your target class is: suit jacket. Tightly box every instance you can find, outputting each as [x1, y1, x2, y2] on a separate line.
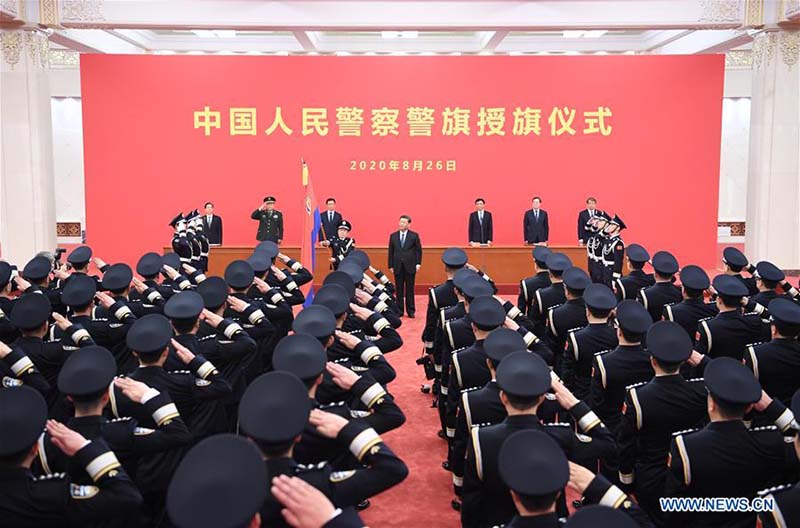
[319, 210, 343, 242]
[387, 230, 422, 271]
[523, 209, 549, 243]
[203, 214, 223, 244]
[468, 211, 493, 244]
[577, 209, 594, 242]
[251, 209, 284, 242]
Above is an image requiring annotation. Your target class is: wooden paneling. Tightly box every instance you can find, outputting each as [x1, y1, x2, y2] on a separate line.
[166, 245, 625, 291]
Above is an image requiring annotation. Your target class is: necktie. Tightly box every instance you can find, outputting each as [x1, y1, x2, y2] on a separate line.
[478, 212, 483, 224]
[400, 232, 406, 247]
[329, 212, 333, 222]
[535, 210, 539, 221]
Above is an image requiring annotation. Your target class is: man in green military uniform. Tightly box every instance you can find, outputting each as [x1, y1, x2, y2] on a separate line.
[251, 196, 284, 243]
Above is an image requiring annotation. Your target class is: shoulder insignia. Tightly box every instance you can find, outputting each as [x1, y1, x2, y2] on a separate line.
[626, 380, 648, 390]
[168, 370, 191, 375]
[686, 377, 705, 383]
[575, 433, 593, 443]
[329, 470, 356, 482]
[746, 342, 765, 348]
[757, 483, 791, 497]
[672, 428, 699, 436]
[751, 425, 778, 432]
[461, 386, 481, 394]
[133, 427, 155, 436]
[35, 472, 66, 481]
[349, 410, 370, 419]
[544, 392, 557, 400]
[194, 378, 211, 386]
[2, 376, 23, 388]
[70, 484, 100, 499]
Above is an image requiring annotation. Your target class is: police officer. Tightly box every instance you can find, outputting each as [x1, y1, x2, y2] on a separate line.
[324, 220, 356, 270]
[617, 321, 707, 525]
[518, 246, 552, 317]
[586, 213, 609, 284]
[590, 299, 653, 436]
[638, 251, 681, 323]
[0, 386, 142, 526]
[169, 213, 192, 266]
[745, 298, 800, 407]
[238, 370, 407, 525]
[663, 265, 718, 340]
[690, 274, 767, 374]
[747, 260, 789, 317]
[63, 245, 104, 289]
[613, 243, 654, 301]
[758, 389, 800, 528]
[665, 357, 798, 528]
[547, 266, 591, 366]
[22, 255, 66, 315]
[167, 434, 267, 528]
[0, 261, 19, 345]
[251, 196, 284, 243]
[562, 283, 618, 400]
[600, 214, 626, 287]
[423, 248, 467, 376]
[721, 246, 758, 296]
[530, 253, 572, 339]
[461, 351, 615, 528]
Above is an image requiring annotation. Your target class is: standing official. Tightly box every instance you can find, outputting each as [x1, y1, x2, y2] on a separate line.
[388, 215, 422, 318]
[202, 202, 223, 245]
[468, 198, 493, 246]
[251, 196, 283, 243]
[523, 197, 549, 245]
[577, 197, 600, 245]
[319, 197, 343, 243]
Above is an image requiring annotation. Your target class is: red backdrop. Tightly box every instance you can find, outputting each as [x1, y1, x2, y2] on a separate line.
[80, 54, 723, 268]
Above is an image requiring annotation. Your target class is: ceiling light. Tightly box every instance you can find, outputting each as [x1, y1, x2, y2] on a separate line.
[583, 30, 608, 39]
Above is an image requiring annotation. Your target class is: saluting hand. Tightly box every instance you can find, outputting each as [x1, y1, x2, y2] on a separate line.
[13, 275, 31, 291]
[687, 350, 704, 367]
[182, 263, 197, 275]
[551, 372, 578, 410]
[360, 278, 376, 294]
[131, 277, 147, 294]
[334, 329, 360, 350]
[502, 317, 520, 331]
[326, 361, 360, 390]
[0, 342, 12, 360]
[309, 409, 348, 439]
[252, 276, 270, 293]
[349, 303, 373, 321]
[567, 461, 596, 495]
[271, 475, 337, 528]
[271, 265, 287, 281]
[115, 377, 152, 403]
[47, 420, 89, 456]
[51, 312, 72, 331]
[162, 265, 179, 280]
[171, 338, 196, 365]
[95, 291, 115, 309]
[200, 308, 223, 328]
[353, 289, 372, 306]
[226, 295, 249, 313]
[92, 257, 107, 270]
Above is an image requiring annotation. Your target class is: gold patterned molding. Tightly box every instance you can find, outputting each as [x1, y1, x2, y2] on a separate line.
[39, 0, 59, 27]
[2, 29, 49, 69]
[49, 48, 79, 68]
[754, 30, 800, 69]
[700, 0, 743, 23]
[726, 50, 753, 68]
[59, 0, 104, 24]
[0, 30, 21, 68]
[744, 0, 764, 27]
[56, 222, 82, 238]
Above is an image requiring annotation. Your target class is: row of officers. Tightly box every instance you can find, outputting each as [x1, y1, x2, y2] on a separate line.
[0, 239, 656, 528]
[421, 242, 800, 527]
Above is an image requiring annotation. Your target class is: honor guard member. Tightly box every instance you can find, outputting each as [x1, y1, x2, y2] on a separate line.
[0, 338, 49, 395]
[562, 283, 618, 400]
[590, 300, 653, 436]
[517, 246, 552, 317]
[36, 346, 191, 486]
[449, 329, 527, 509]
[745, 298, 800, 407]
[663, 265, 718, 340]
[586, 213, 609, 284]
[746, 260, 788, 317]
[64, 245, 104, 289]
[135, 251, 175, 301]
[169, 213, 192, 266]
[617, 321, 707, 525]
[423, 247, 467, 371]
[613, 243, 654, 301]
[10, 293, 96, 409]
[547, 266, 591, 369]
[238, 371, 408, 525]
[530, 253, 572, 340]
[22, 255, 66, 315]
[665, 357, 799, 528]
[599, 214, 626, 287]
[252, 196, 284, 243]
[758, 389, 800, 528]
[256, 241, 314, 306]
[0, 262, 20, 345]
[167, 435, 267, 528]
[0, 386, 142, 527]
[461, 352, 615, 528]
[500, 433, 644, 528]
[638, 251, 681, 323]
[325, 220, 356, 270]
[721, 246, 759, 296]
[691, 274, 767, 374]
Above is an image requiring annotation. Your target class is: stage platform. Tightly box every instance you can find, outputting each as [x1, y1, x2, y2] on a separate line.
[166, 245, 627, 292]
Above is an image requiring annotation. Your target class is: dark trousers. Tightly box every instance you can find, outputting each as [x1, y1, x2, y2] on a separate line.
[393, 263, 416, 315]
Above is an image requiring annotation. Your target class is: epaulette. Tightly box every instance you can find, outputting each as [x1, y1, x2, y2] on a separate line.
[320, 401, 346, 409]
[672, 428, 699, 436]
[93, 317, 109, 322]
[296, 461, 327, 471]
[594, 349, 612, 357]
[461, 386, 481, 394]
[751, 425, 778, 432]
[758, 483, 792, 497]
[545, 422, 571, 428]
[567, 327, 583, 334]
[198, 334, 216, 341]
[473, 422, 492, 428]
[686, 377, 705, 383]
[452, 346, 469, 354]
[698, 316, 714, 323]
[743, 311, 759, 317]
[167, 370, 191, 375]
[110, 417, 133, 423]
[34, 472, 66, 481]
[746, 341, 765, 348]
[626, 380, 648, 390]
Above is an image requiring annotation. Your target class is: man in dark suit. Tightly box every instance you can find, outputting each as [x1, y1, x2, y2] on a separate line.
[318, 197, 343, 243]
[523, 196, 549, 245]
[202, 202, 223, 245]
[468, 198, 493, 246]
[577, 196, 600, 245]
[388, 214, 422, 317]
[251, 196, 283, 243]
